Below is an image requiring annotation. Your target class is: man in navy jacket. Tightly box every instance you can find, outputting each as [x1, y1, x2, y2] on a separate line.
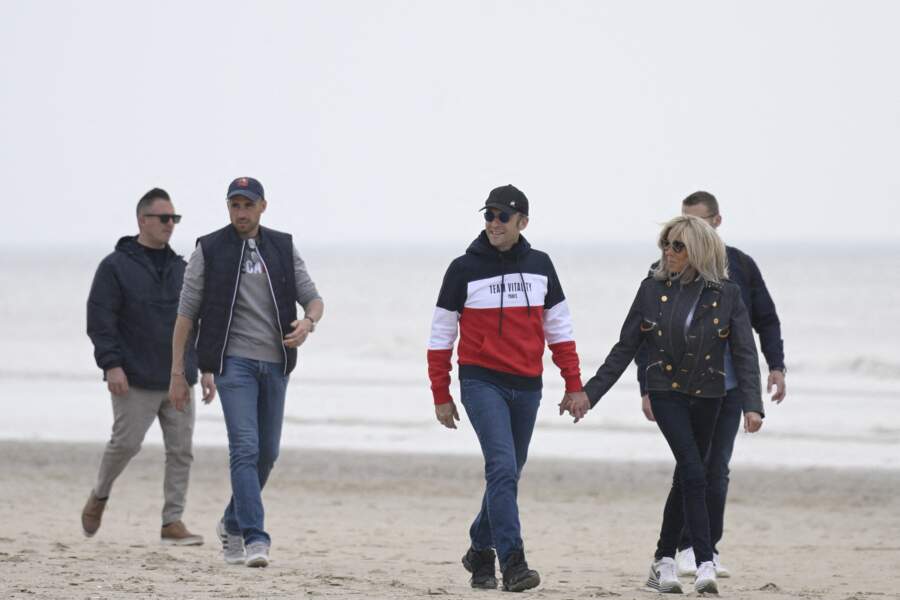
[83, 188, 202, 546]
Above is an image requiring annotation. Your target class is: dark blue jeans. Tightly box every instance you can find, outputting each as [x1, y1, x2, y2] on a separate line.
[677, 388, 742, 554]
[650, 391, 723, 565]
[216, 357, 288, 546]
[460, 378, 541, 568]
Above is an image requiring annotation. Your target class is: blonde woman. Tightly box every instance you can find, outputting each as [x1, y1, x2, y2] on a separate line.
[562, 215, 763, 594]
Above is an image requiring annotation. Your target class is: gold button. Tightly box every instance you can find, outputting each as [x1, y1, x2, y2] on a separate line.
[713, 318, 720, 325]
[661, 295, 668, 302]
[665, 364, 673, 371]
[712, 302, 717, 308]
[671, 382, 679, 389]
[658, 330, 663, 337]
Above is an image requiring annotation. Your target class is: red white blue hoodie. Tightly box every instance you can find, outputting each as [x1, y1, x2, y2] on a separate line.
[427, 231, 583, 404]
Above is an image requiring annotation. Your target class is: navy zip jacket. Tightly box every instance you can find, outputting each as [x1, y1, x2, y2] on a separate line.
[635, 245, 784, 395]
[87, 236, 198, 390]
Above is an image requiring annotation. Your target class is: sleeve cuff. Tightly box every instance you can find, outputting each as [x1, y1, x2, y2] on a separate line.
[564, 375, 583, 393]
[432, 387, 453, 405]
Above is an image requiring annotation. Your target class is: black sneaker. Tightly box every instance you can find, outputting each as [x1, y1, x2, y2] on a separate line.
[501, 549, 541, 592]
[461, 547, 498, 589]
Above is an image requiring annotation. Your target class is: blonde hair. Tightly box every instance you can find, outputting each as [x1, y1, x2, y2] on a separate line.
[652, 215, 728, 284]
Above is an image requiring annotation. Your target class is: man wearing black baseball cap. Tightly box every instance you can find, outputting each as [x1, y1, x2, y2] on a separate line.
[169, 177, 324, 568]
[427, 184, 589, 591]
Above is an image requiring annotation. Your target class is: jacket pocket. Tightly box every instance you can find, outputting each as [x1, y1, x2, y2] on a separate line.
[640, 318, 658, 333]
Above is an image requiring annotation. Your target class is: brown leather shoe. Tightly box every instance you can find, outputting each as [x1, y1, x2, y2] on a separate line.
[81, 491, 107, 538]
[161, 520, 204, 546]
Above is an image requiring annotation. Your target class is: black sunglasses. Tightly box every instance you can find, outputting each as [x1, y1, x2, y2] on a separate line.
[484, 209, 512, 223]
[144, 213, 182, 224]
[662, 239, 686, 253]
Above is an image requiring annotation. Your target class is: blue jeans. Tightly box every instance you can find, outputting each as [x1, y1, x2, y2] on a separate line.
[460, 378, 541, 567]
[650, 391, 722, 565]
[677, 388, 742, 554]
[216, 357, 288, 546]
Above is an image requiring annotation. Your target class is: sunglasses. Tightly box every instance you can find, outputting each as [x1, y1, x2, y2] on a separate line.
[484, 209, 512, 223]
[662, 239, 686, 253]
[144, 213, 182, 224]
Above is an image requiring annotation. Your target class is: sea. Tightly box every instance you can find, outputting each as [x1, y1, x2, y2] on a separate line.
[1, 241, 898, 470]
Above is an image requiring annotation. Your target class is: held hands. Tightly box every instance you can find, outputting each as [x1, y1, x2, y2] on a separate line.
[106, 367, 129, 397]
[435, 400, 460, 429]
[744, 411, 763, 433]
[283, 318, 313, 348]
[558, 391, 590, 423]
[767, 370, 786, 403]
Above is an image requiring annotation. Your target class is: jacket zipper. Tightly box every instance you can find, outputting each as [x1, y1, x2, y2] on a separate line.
[218, 241, 246, 375]
[255, 250, 289, 376]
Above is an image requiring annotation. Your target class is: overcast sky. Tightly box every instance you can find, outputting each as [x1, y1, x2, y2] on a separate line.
[2, 1, 898, 247]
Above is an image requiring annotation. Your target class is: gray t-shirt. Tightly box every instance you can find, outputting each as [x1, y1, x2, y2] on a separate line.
[178, 239, 321, 364]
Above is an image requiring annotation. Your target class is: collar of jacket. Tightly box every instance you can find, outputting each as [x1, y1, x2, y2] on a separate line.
[466, 230, 531, 259]
[222, 223, 280, 246]
[115, 235, 177, 277]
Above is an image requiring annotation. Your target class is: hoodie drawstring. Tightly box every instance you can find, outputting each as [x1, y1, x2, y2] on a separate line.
[515, 255, 531, 316]
[498, 271, 505, 336]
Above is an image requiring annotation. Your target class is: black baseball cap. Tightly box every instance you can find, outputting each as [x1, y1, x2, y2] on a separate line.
[227, 177, 265, 202]
[480, 184, 529, 216]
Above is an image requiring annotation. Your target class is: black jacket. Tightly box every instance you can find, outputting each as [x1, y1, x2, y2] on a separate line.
[87, 236, 198, 390]
[584, 275, 763, 415]
[635, 245, 785, 396]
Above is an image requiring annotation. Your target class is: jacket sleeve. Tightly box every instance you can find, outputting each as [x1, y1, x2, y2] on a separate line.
[745, 254, 785, 370]
[86, 258, 124, 372]
[543, 258, 583, 393]
[584, 282, 645, 406]
[634, 341, 649, 395]
[427, 260, 465, 405]
[728, 287, 764, 416]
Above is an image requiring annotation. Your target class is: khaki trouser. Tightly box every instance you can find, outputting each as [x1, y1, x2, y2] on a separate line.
[93, 386, 195, 525]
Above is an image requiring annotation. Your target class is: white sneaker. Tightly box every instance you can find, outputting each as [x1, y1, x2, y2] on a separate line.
[675, 547, 696, 577]
[216, 519, 245, 565]
[245, 541, 270, 568]
[646, 557, 683, 593]
[713, 553, 731, 578]
[694, 561, 718, 594]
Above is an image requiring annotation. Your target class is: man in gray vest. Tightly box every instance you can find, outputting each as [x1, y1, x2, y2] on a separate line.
[83, 187, 203, 546]
[169, 177, 324, 568]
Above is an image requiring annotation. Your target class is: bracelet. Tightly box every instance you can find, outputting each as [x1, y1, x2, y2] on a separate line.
[171, 371, 185, 376]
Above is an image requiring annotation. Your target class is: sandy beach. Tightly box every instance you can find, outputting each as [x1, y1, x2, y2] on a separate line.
[1, 440, 898, 599]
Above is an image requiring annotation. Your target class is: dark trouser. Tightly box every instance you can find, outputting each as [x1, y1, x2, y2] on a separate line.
[460, 378, 541, 567]
[650, 391, 723, 566]
[677, 388, 742, 555]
